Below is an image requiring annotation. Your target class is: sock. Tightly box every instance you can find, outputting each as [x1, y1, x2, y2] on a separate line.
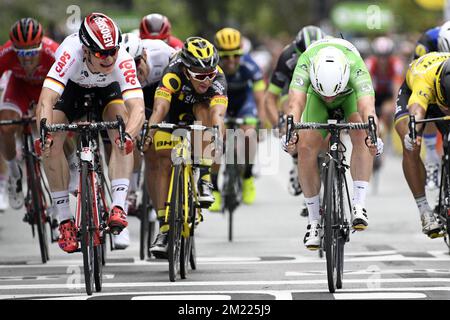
[211, 173, 219, 191]
[415, 195, 431, 216]
[7, 159, 20, 178]
[111, 178, 129, 211]
[352, 181, 369, 208]
[423, 134, 440, 165]
[243, 164, 253, 179]
[305, 194, 321, 223]
[158, 209, 169, 233]
[129, 172, 139, 192]
[51, 191, 71, 221]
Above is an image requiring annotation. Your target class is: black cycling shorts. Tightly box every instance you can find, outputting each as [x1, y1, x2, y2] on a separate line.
[54, 80, 123, 123]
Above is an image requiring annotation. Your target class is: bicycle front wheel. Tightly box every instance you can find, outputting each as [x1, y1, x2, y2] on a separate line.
[324, 161, 339, 293]
[80, 162, 95, 295]
[140, 179, 150, 260]
[180, 177, 196, 279]
[168, 164, 184, 282]
[27, 155, 49, 264]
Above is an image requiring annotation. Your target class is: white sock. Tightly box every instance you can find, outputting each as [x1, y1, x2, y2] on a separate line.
[7, 159, 20, 178]
[51, 191, 71, 221]
[352, 181, 369, 208]
[423, 134, 440, 165]
[415, 195, 431, 216]
[111, 178, 129, 211]
[129, 172, 139, 192]
[305, 194, 321, 223]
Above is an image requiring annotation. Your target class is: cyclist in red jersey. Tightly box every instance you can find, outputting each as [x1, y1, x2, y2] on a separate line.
[0, 18, 58, 210]
[139, 13, 184, 50]
[365, 36, 404, 132]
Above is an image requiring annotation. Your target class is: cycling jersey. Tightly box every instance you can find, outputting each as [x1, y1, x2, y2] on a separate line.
[140, 39, 176, 87]
[268, 42, 300, 96]
[414, 26, 440, 59]
[225, 54, 265, 116]
[0, 37, 58, 85]
[167, 35, 184, 50]
[43, 33, 143, 101]
[155, 54, 228, 123]
[406, 52, 450, 111]
[365, 55, 404, 95]
[0, 37, 58, 115]
[290, 38, 374, 100]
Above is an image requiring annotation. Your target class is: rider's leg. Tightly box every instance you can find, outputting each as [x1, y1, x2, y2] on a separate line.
[422, 123, 440, 190]
[0, 109, 23, 209]
[104, 102, 133, 233]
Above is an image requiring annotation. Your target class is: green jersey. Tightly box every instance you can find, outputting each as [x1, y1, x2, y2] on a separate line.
[289, 38, 374, 100]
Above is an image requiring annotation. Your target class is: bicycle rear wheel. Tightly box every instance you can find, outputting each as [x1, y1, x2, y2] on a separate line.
[168, 165, 184, 282]
[80, 162, 95, 295]
[27, 155, 49, 264]
[324, 161, 339, 293]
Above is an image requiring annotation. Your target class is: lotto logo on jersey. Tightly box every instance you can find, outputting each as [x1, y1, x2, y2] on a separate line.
[55, 51, 71, 77]
[119, 59, 137, 85]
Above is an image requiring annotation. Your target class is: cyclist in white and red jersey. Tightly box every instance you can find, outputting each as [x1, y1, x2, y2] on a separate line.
[139, 13, 184, 50]
[37, 13, 145, 253]
[0, 18, 59, 210]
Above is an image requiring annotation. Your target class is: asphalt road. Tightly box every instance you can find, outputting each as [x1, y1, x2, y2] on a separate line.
[0, 135, 450, 301]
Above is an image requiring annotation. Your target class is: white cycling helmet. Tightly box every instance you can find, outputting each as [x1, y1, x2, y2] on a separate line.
[438, 21, 450, 52]
[122, 32, 143, 58]
[309, 46, 350, 97]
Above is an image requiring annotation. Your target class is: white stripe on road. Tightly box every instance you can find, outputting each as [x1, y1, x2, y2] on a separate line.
[1, 278, 450, 290]
[3, 287, 450, 300]
[131, 295, 232, 300]
[285, 269, 450, 277]
[333, 292, 427, 300]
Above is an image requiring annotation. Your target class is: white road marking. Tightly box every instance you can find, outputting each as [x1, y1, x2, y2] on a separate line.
[333, 292, 427, 300]
[2, 287, 450, 300]
[131, 295, 232, 300]
[1, 278, 450, 290]
[0, 274, 115, 281]
[285, 269, 450, 277]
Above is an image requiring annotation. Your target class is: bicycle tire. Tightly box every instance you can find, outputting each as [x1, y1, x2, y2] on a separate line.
[80, 162, 95, 295]
[94, 174, 105, 292]
[189, 235, 197, 270]
[324, 161, 338, 293]
[335, 170, 346, 289]
[140, 180, 150, 261]
[168, 164, 183, 282]
[440, 158, 450, 252]
[27, 155, 49, 264]
[180, 178, 196, 279]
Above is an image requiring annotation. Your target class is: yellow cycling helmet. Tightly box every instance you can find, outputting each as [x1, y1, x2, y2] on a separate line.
[180, 37, 219, 71]
[214, 28, 243, 54]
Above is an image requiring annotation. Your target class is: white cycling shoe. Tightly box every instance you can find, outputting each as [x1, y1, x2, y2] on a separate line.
[421, 210, 443, 239]
[113, 227, 130, 249]
[352, 204, 369, 231]
[304, 222, 322, 251]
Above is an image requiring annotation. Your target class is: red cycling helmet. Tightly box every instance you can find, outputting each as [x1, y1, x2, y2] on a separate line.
[9, 17, 43, 48]
[139, 13, 171, 40]
[79, 12, 122, 51]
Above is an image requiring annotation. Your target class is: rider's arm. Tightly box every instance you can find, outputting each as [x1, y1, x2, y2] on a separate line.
[209, 96, 228, 138]
[287, 49, 311, 122]
[287, 89, 307, 123]
[253, 84, 266, 126]
[265, 90, 281, 128]
[149, 96, 170, 125]
[36, 87, 61, 129]
[123, 97, 145, 139]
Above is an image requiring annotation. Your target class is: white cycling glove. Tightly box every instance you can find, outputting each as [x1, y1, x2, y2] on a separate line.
[375, 137, 384, 157]
[403, 134, 414, 151]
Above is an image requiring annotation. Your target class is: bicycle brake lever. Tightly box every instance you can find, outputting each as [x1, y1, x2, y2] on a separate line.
[368, 115, 377, 145]
[408, 114, 416, 143]
[116, 115, 125, 149]
[286, 115, 293, 144]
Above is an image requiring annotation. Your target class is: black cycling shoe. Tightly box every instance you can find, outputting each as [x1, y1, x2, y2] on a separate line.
[150, 232, 169, 259]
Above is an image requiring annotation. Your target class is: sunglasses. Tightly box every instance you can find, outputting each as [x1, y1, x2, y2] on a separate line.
[91, 46, 119, 60]
[186, 68, 218, 81]
[219, 53, 243, 60]
[14, 44, 42, 57]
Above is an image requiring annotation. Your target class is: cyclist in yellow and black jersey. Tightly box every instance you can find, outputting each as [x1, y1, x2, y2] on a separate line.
[145, 37, 227, 258]
[394, 51, 450, 238]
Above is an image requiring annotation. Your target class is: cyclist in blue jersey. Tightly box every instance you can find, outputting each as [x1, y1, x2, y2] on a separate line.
[209, 28, 267, 211]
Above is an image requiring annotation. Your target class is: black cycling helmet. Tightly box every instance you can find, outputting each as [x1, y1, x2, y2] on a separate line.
[180, 37, 219, 71]
[437, 59, 450, 107]
[295, 25, 326, 52]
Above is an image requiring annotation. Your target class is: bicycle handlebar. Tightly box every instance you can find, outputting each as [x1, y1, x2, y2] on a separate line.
[39, 116, 126, 150]
[0, 117, 36, 126]
[286, 115, 378, 145]
[408, 114, 450, 143]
